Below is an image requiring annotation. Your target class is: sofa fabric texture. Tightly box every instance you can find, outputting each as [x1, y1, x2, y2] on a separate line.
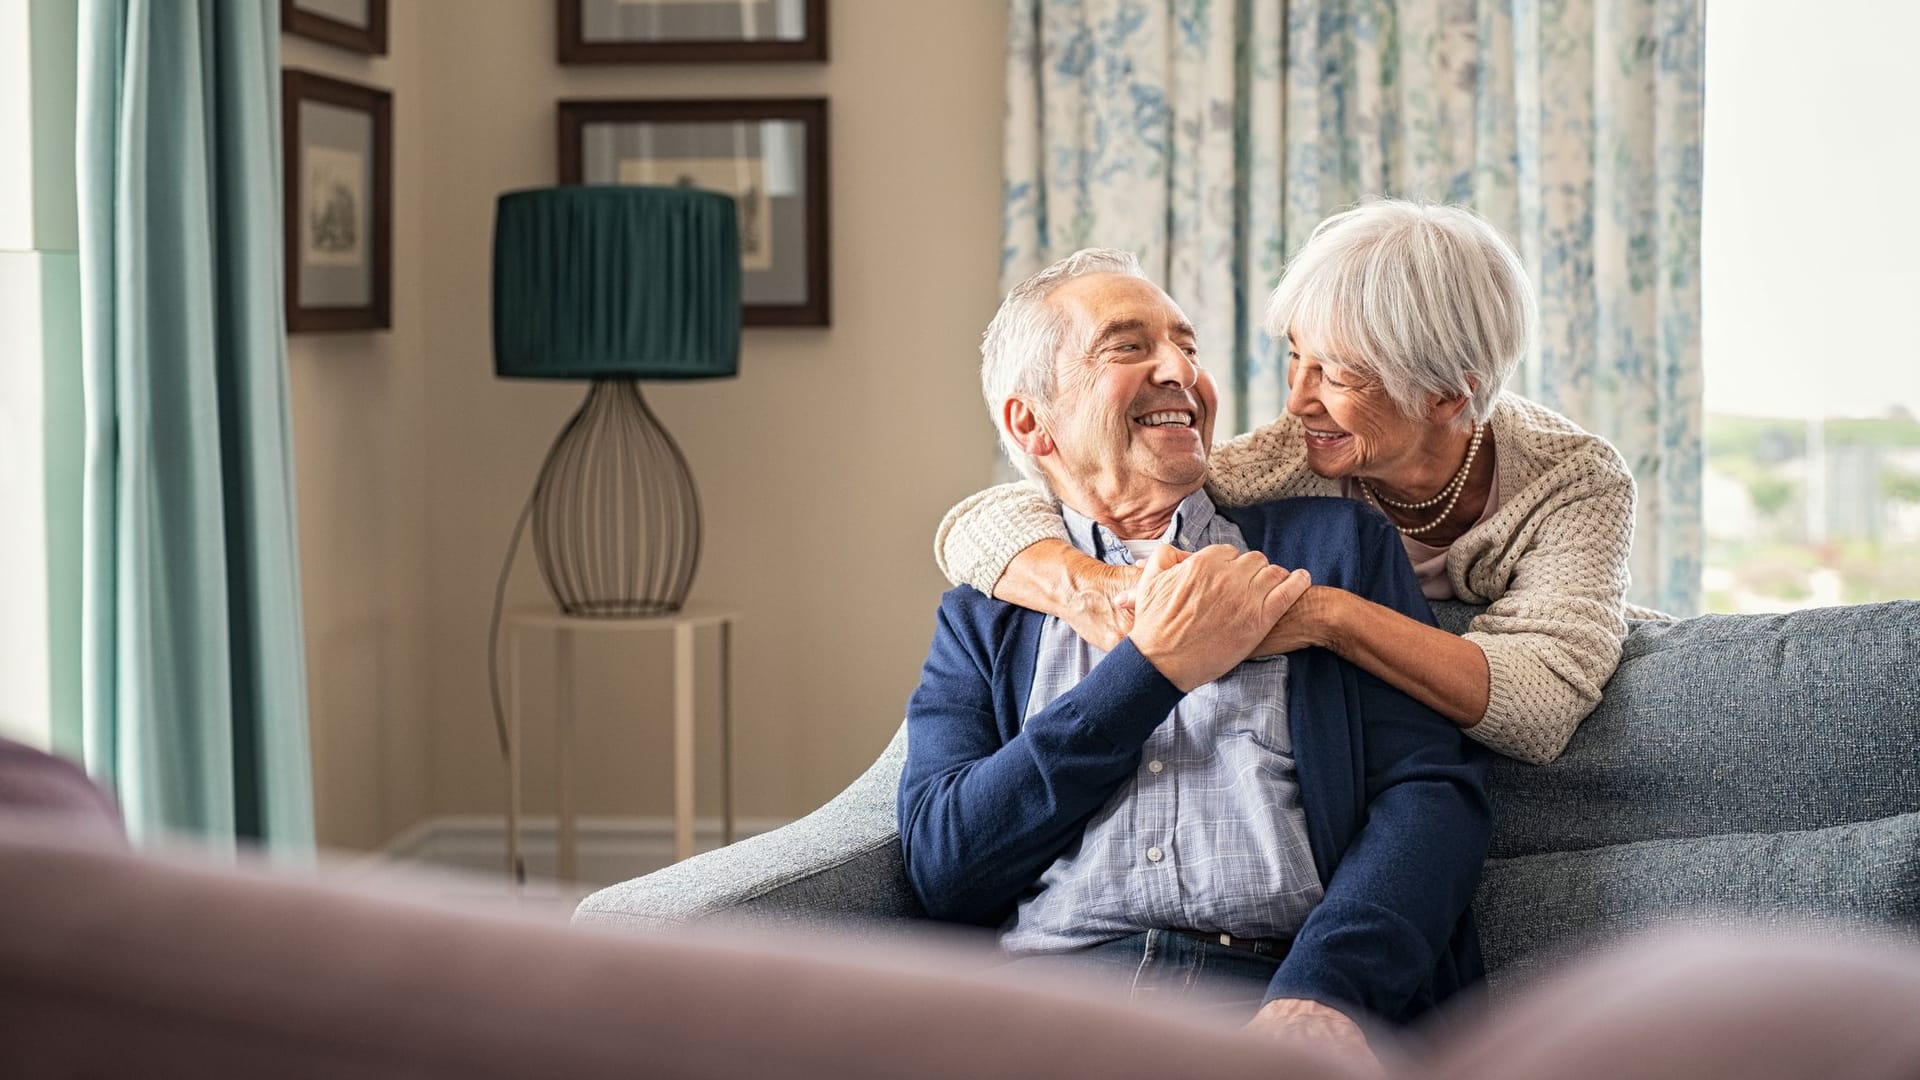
[1477, 810, 1920, 988]
[575, 600, 1920, 987]
[15, 824, 1920, 1079]
[1476, 601, 1920, 861]
[577, 727, 921, 933]
[0, 829, 1355, 1080]
[0, 737, 125, 841]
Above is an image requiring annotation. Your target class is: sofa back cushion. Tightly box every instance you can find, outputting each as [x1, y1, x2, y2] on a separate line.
[1448, 600, 1920, 860]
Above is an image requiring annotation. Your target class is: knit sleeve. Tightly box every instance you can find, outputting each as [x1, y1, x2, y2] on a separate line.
[1460, 472, 1636, 765]
[933, 481, 1069, 595]
[1204, 416, 1310, 507]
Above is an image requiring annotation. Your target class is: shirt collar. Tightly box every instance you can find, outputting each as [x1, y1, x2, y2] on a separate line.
[1059, 488, 1219, 565]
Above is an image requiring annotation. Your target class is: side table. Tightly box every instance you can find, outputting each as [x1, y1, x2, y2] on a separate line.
[504, 605, 736, 882]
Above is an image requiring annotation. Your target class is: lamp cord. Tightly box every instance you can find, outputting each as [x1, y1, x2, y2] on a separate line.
[487, 481, 539, 886]
[484, 385, 601, 887]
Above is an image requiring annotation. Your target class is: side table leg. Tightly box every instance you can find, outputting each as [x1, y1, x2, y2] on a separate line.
[507, 627, 524, 887]
[557, 629, 576, 883]
[721, 618, 734, 846]
[674, 621, 696, 862]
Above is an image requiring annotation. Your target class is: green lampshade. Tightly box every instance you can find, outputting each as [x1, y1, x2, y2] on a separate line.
[492, 185, 741, 380]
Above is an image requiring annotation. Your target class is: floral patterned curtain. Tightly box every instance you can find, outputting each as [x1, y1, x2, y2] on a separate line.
[1002, 0, 1706, 613]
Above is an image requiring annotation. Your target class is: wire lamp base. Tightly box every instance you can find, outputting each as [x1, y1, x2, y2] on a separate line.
[531, 379, 700, 617]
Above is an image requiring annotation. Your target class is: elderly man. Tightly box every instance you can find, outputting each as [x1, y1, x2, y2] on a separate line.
[898, 249, 1490, 1064]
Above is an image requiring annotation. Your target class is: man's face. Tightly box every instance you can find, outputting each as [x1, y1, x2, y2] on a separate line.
[1036, 273, 1218, 513]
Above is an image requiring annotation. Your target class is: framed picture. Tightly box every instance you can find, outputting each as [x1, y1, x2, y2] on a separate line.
[281, 0, 388, 55]
[283, 70, 392, 333]
[560, 99, 829, 327]
[558, 0, 826, 64]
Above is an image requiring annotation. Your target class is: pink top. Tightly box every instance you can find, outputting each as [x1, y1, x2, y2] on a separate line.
[1342, 471, 1502, 600]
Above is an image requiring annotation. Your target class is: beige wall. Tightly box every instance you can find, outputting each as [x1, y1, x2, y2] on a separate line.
[293, 0, 1008, 844]
[285, 10, 436, 850]
[418, 0, 1007, 824]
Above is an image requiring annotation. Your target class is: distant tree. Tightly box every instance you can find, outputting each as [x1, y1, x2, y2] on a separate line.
[1749, 475, 1795, 519]
[1884, 470, 1920, 504]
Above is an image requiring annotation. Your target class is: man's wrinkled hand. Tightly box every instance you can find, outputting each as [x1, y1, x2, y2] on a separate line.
[1246, 998, 1382, 1079]
[1128, 545, 1310, 692]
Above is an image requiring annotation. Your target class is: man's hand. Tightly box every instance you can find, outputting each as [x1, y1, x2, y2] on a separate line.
[1246, 998, 1382, 1079]
[1128, 544, 1311, 692]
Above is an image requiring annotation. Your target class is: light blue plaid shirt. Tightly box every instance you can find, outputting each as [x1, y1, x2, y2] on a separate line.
[1000, 489, 1324, 953]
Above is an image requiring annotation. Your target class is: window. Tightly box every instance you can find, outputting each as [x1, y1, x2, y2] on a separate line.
[0, 0, 82, 754]
[1700, 2, 1920, 611]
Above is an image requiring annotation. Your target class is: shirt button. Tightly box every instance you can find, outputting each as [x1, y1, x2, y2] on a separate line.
[1146, 846, 1164, 863]
[1147, 759, 1164, 774]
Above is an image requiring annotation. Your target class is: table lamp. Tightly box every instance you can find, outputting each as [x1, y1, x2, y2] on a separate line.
[491, 185, 741, 616]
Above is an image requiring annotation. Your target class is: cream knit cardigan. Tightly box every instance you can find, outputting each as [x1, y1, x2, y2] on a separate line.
[935, 392, 1640, 765]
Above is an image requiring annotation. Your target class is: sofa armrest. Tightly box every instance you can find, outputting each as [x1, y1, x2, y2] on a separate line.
[574, 724, 920, 933]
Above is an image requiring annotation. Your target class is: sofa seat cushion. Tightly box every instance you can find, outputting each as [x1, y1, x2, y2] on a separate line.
[0, 739, 124, 840]
[1481, 600, 1920, 860]
[1474, 809, 1920, 990]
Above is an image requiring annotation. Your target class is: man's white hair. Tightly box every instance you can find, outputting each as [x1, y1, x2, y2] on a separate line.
[1264, 199, 1536, 427]
[980, 248, 1149, 486]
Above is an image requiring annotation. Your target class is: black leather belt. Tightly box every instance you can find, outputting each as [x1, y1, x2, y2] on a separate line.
[1169, 929, 1291, 959]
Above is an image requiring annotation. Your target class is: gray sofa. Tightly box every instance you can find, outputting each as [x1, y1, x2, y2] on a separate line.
[576, 601, 1920, 991]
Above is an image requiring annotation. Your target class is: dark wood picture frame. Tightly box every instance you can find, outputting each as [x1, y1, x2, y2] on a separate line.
[281, 0, 388, 55]
[283, 70, 392, 334]
[557, 0, 826, 64]
[559, 98, 830, 327]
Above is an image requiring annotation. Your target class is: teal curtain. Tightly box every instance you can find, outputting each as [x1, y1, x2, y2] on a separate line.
[1003, 0, 1706, 614]
[76, 0, 314, 851]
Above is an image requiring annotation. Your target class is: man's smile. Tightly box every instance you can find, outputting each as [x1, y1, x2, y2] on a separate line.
[1134, 409, 1196, 428]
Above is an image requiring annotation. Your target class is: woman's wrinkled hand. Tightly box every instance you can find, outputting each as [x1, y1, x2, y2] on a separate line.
[1062, 561, 1142, 652]
[1253, 582, 1333, 657]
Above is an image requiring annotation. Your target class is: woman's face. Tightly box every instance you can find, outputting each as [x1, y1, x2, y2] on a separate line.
[1284, 338, 1433, 481]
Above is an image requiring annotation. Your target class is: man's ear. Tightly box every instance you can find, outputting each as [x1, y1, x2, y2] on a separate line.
[1004, 397, 1056, 459]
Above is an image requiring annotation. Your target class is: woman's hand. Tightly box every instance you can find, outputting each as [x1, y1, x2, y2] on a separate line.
[1257, 585, 1492, 727]
[1063, 561, 1141, 651]
[1253, 584, 1339, 656]
[994, 539, 1142, 651]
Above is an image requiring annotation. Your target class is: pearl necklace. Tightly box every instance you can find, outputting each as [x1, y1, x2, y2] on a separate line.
[1359, 424, 1484, 538]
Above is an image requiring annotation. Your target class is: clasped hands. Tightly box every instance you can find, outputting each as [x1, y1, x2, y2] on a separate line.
[1116, 544, 1314, 693]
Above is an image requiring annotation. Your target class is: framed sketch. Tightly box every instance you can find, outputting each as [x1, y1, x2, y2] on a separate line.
[560, 98, 829, 326]
[558, 0, 826, 64]
[283, 70, 392, 333]
[282, 0, 388, 55]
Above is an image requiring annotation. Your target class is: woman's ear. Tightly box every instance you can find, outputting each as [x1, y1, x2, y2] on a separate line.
[1004, 397, 1055, 458]
[1428, 394, 1473, 427]
[1428, 374, 1478, 427]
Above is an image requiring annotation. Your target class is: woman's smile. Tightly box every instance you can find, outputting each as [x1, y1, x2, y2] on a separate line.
[1302, 425, 1353, 452]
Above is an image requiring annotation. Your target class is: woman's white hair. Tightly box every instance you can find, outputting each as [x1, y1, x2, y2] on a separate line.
[1264, 199, 1536, 427]
[980, 248, 1148, 486]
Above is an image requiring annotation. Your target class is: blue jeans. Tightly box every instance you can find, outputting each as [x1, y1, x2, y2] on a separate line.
[998, 930, 1285, 1020]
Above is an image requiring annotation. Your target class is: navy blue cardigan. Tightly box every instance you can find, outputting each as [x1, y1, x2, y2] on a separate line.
[897, 497, 1491, 1024]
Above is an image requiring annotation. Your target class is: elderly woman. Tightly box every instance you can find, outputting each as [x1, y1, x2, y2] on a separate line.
[936, 200, 1636, 765]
